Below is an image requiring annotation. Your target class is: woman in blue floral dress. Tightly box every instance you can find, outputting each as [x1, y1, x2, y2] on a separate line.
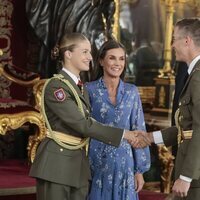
[85, 40, 150, 200]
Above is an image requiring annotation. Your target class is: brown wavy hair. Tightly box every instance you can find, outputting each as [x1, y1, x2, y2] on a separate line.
[92, 39, 127, 81]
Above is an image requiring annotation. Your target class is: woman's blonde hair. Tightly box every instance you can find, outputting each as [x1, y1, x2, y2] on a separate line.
[51, 33, 89, 61]
[51, 33, 89, 70]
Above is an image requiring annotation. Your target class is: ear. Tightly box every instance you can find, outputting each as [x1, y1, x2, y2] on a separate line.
[185, 35, 192, 46]
[64, 50, 72, 59]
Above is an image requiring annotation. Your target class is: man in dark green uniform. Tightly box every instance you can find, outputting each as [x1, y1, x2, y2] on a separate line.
[136, 18, 200, 200]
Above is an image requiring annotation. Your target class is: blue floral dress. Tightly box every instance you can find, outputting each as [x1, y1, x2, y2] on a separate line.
[85, 78, 150, 200]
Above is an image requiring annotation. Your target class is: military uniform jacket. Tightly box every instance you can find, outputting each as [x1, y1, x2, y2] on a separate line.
[29, 70, 123, 188]
[161, 59, 200, 188]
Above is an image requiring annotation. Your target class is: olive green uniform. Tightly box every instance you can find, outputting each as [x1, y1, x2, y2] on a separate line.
[30, 70, 124, 200]
[161, 60, 200, 200]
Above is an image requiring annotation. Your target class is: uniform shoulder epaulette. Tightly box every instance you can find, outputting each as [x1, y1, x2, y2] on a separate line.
[53, 74, 64, 79]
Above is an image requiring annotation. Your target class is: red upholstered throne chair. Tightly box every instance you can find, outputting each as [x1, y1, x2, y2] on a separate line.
[0, 63, 46, 162]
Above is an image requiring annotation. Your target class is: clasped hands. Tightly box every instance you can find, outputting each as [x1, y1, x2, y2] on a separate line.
[124, 130, 153, 148]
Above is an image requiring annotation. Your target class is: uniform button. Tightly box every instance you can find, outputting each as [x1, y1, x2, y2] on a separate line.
[60, 148, 63, 152]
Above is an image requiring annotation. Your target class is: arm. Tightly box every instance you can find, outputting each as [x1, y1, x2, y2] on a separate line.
[131, 88, 150, 173]
[45, 79, 122, 146]
[45, 79, 143, 147]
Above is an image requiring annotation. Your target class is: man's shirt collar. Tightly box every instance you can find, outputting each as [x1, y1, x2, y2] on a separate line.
[188, 54, 200, 75]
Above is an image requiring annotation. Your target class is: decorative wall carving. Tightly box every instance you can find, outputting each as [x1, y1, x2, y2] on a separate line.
[0, 0, 13, 65]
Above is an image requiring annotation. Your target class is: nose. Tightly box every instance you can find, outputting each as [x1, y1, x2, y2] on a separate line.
[88, 52, 93, 61]
[114, 59, 121, 66]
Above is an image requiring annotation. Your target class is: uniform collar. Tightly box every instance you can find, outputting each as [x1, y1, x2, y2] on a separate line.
[188, 54, 200, 75]
[62, 68, 79, 84]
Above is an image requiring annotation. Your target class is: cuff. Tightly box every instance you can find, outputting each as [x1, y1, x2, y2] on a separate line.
[179, 175, 192, 183]
[153, 131, 164, 144]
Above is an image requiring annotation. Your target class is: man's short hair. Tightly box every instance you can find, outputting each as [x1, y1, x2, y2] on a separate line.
[176, 18, 200, 46]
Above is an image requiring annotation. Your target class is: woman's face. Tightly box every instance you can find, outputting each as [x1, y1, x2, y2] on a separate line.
[100, 47, 125, 79]
[65, 40, 92, 75]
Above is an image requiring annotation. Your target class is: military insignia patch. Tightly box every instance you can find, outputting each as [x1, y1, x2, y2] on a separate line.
[54, 88, 66, 101]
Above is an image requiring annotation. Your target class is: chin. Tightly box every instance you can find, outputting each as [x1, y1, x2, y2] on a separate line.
[82, 66, 90, 71]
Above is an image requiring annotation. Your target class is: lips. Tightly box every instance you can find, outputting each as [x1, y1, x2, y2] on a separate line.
[84, 61, 90, 66]
[111, 67, 121, 71]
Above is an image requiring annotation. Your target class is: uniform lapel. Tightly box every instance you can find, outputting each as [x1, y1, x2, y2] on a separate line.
[179, 60, 200, 98]
[59, 70, 90, 108]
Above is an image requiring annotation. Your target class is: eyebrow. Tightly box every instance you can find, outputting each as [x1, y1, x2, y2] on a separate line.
[79, 48, 90, 51]
[107, 54, 125, 57]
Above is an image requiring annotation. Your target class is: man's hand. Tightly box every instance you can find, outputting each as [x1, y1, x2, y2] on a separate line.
[135, 173, 145, 193]
[172, 178, 190, 197]
[124, 130, 152, 148]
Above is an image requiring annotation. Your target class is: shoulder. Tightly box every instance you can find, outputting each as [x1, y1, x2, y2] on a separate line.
[44, 75, 72, 100]
[191, 69, 200, 84]
[44, 77, 74, 103]
[45, 76, 65, 90]
[85, 79, 100, 90]
[123, 82, 139, 93]
[192, 61, 200, 77]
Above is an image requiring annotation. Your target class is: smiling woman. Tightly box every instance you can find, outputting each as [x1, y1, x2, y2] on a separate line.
[85, 39, 150, 200]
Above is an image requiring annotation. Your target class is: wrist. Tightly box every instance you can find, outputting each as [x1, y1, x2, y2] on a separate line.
[124, 130, 133, 140]
[148, 132, 154, 143]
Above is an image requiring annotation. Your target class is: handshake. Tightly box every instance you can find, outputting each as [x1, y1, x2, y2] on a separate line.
[124, 130, 154, 148]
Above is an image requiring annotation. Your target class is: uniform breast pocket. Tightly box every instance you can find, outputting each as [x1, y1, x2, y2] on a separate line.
[179, 96, 191, 119]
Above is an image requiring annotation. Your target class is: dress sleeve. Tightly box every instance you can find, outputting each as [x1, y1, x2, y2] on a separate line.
[130, 87, 151, 173]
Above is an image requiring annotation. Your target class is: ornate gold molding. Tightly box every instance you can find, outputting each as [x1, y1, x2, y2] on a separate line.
[0, 0, 13, 64]
[159, 0, 175, 77]
[158, 145, 174, 193]
[33, 79, 47, 111]
[113, 0, 120, 40]
[0, 64, 40, 86]
[113, 0, 139, 40]
[0, 111, 46, 162]
[0, 63, 46, 162]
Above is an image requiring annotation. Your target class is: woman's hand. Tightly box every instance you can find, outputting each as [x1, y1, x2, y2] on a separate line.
[135, 173, 145, 193]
